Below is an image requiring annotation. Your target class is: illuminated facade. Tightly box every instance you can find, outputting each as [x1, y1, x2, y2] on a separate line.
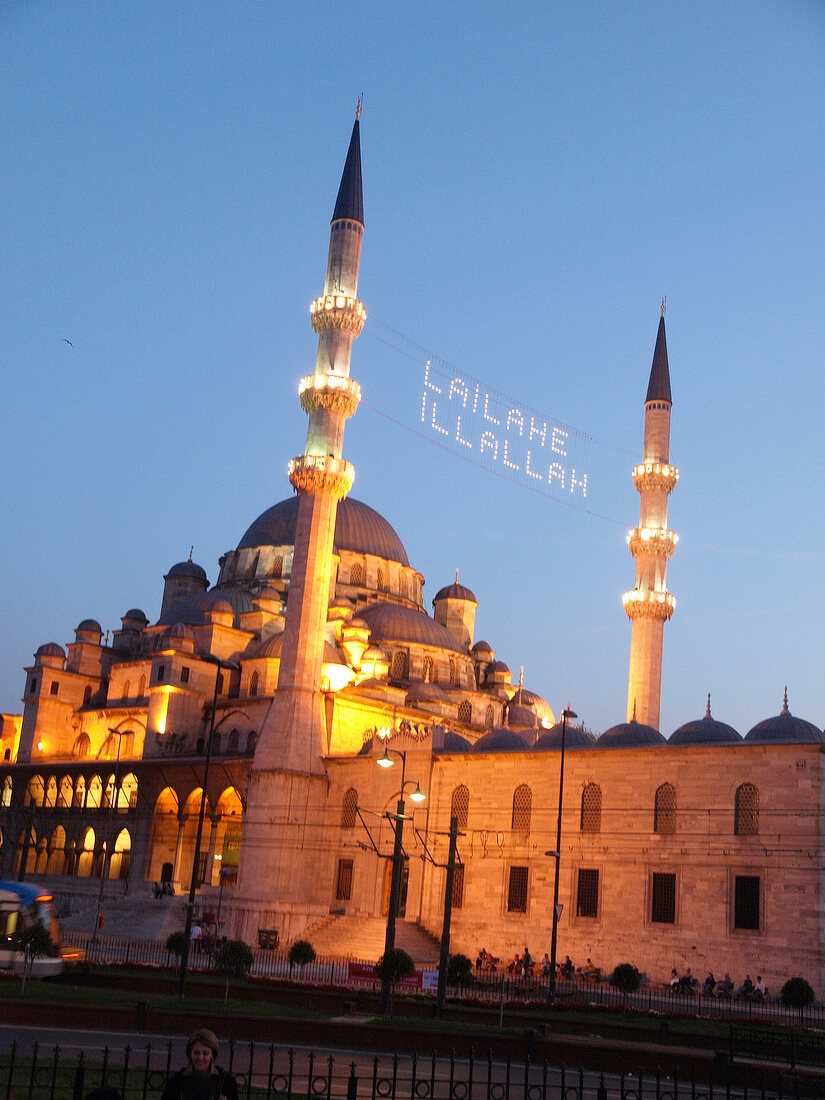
[2, 113, 825, 997]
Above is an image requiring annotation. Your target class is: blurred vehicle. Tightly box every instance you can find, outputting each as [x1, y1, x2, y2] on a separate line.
[0, 880, 65, 976]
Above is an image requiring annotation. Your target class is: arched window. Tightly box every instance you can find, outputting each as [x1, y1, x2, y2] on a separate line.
[86, 775, 102, 809]
[485, 705, 495, 728]
[654, 783, 676, 834]
[82, 685, 92, 705]
[377, 567, 385, 590]
[735, 783, 759, 835]
[458, 700, 472, 724]
[273, 555, 283, 579]
[25, 775, 45, 807]
[341, 787, 358, 829]
[110, 829, 131, 880]
[451, 785, 469, 829]
[73, 733, 91, 758]
[580, 784, 602, 833]
[227, 729, 239, 753]
[118, 772, 138, 810]
[512, 785, 532, 832]
[73, 775, 86, 808]
[391, 651, 408, 680]
[449, 659, 457, 686]
[77, 828, 96, 877]
[350, 562, 364, 586]
[423, 656, 435, 683]
[249, 671, 259, 697]
[44, 776, 57, 808]
[47, 826, 66, 875]
[138, 675, 146, 698]
[1, 776, 11, 808]
[58, 775, 73, 808]
[123, 679, 130, 700]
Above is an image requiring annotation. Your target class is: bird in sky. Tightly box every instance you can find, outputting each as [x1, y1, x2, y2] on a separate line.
[62, 338, 73, 347]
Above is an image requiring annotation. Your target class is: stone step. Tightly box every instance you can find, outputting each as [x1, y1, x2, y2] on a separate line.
[304, 916, 440, 965]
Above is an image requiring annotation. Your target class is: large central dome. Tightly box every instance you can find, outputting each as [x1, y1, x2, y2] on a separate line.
[238, 496, 410, 567]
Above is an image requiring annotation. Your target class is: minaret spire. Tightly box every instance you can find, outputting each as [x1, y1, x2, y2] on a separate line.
[622, 309, 678, 729]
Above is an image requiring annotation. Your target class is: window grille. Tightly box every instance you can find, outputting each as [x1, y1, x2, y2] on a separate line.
[512, 785, 532, 832]
[391, 650, 408, 680]
[350, 562, 364, 585]
[654, 783, 676, 834]
[507, 866, 528, 912]
[576, 868, 599, 917]
[336, 859, 353, 901]
[580, 784, 602, 833]
[734, 875, 760, 930]
[458, 700, 472, 723]
[451, 864, 465, 908]
[451, 785, 469, 829]
[651, 872, 676, 923]
[341, 787, 358, 829]
[735, 783, 759, 835]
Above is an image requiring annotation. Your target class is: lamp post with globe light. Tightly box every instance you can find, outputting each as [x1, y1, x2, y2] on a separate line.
[375, 744, 425, 1014]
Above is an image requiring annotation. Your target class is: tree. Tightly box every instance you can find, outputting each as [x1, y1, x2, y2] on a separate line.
[214, 938, 253, 1002]
[447, 953, 473, 986]
[288, 939, 316, 974]
[19, 921, 57, 994]
[610, 962, 640, 1007]
[374, 948, 415, 1015]
[781, 976, 815, 1021]
[165, 931, 186, 957]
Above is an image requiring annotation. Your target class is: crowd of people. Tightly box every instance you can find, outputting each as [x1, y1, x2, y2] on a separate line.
[670, 968, 769, 1000]
[475, 947, 599, 982]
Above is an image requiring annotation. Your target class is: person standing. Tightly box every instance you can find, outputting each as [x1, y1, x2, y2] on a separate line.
[161, 1029, 238, 1100]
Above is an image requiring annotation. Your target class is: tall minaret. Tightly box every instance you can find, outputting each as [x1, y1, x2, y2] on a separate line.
[232, 109, 365, 940]
[622, 304, 678, 729]
[254, 105, 364, 776]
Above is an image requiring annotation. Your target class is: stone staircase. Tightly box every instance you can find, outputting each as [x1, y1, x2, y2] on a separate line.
[303, 915, 441, 965]
[53, 879, 184, 941]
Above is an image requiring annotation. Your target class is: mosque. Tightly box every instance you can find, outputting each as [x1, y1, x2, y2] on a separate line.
[2, 111, 824, 997]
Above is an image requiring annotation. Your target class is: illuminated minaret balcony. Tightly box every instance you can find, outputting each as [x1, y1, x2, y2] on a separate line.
[310, 294, 366, 339]
[299, 373, 361, 418]
[627, 526, 678, 559]
[632, 461, 679, 494]
[288, 453, 355, 500]
[622, 588, 676, 621]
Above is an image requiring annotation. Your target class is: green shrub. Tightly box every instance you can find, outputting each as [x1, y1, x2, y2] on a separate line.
[165, 931, 186, 957]
[374, 947, 415, 985]
[215, 938, 253, 976]
[781, 976, 815, 1011]
[447, 953, 473, 985]
[610, 963, 640, 994]
[288, 939, 316, 968]
[19, 922, 58, 960]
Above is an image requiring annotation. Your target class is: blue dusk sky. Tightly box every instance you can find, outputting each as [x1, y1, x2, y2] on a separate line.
[2, 1, 824, 738]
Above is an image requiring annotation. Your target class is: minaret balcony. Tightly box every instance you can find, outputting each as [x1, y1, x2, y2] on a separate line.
[632, 462, 679, 494]
[310, 294, 366, 339]
[299, 374, 361, 418]
[288, 454, 355, 500]
[626, 527, 678, 559]
[622, 589, 675, 621]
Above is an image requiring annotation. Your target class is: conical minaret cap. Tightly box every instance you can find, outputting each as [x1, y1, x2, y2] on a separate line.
[645, 313, 672, 404]
[332, 116, 363, 226]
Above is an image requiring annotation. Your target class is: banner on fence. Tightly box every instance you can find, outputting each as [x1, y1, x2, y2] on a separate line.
[347, 961, 423, 989]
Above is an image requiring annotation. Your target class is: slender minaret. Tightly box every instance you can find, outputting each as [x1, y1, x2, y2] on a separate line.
[253, 105, 364, 776]
[232, 108, 365, 939]
[623, 304, 678, 729]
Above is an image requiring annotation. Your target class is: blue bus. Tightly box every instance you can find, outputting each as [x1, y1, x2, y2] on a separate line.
[0, 881, 64, 976]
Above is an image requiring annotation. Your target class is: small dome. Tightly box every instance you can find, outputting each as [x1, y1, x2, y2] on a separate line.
[211, 599, 234, 615]
[506, 704, 537, 729]
[745, 690, 824, 744]
[157, 587, 253, 626]
[159, 623, 196, 651]
[534, 724, 596, 749]
[471, 640, 494, 659]
[433, 582, 478, 605]
[487, 660, 511, 674]
[598, 719, 665, 747]
[123, 609, 148, 624]
[254, 585, 282, 603]
[166, 560, 208, 582]
[670, 699, 741, 745]
[406, 683, 450, 705]
[472, 727, 530, 752]
[76, 619, 102, 636]
[35, 642, 66, 659]
[433, 728, 472, 753]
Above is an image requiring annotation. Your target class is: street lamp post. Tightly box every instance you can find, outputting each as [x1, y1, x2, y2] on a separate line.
[178, 654, 238, 998]
[376, 745, 425, 1015]
[546, 707, 576, 1001]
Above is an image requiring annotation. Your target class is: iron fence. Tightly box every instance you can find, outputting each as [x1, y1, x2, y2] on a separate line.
[3, 1041, 825, 1100]
[61, 932, 825, 1029]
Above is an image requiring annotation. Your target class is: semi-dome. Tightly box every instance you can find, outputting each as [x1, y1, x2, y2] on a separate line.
[745, 690, 825, 744]
[358, 602, 465, 653]
[166, 560, 208, 582]
[598, 719, 665, 747]
[472, 728, 530, 752]
[35, 642, 65, 659]
[534, 724, 596, 749]
[433, 582, 478, 604]
[670, 699, 741, 745]
[406, 683, 450, 705]
[157, 587, 254, 626]
[238, 496, 410, 567]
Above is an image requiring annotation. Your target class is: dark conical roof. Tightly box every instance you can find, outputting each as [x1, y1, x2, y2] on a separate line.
[332, 117, 363, 225]
[645, 312, 672, 404]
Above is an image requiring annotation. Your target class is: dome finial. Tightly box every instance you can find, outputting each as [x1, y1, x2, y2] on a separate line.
[188, 546, 194, 562]
[455, 567, 459, 583]
[631, 697, 637, 721]
[705, 693, 712, 718]
[782, 686, 790, 715]
[356, 94, 362, 120]
[661, 296, 666, 318]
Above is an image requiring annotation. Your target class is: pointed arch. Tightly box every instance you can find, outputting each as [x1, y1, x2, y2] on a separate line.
[47, 826, 66, 875]
[1, 776, 12, 808]
[118, 772, 138, 810]
[580, 784, 602, 833]
[511, 784, 532, 833]
[77, 827, 96, 877]
[44, 775, 58, 808]
[735, 782, 759, 835]
[25, 774, 45, 807]
[341, 787, 358, 829]
[73, 733, 91, 759]
[86, 776, 102, 809]
[109, 829, 131, 880]
[72, 774, 86, 808]
[654, 782, 677, 834]
[58, 775, 73, 808]
[148, 787, 180, 884]
[451, 784, 470, 829]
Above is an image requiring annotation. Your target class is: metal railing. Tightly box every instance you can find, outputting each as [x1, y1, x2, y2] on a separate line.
[61, 931, 825, 1027]
[3, 1041, 825, 1100]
